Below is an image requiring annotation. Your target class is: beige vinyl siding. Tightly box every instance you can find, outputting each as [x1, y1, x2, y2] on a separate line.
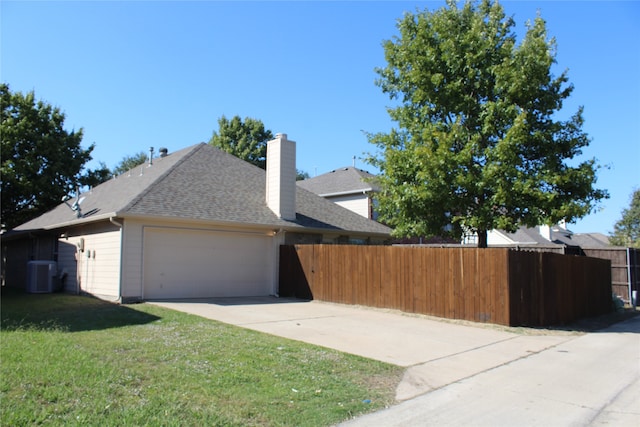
[57, 239, 79, 292]
[328, 194, 371, 219]
[57, 222, 121, 299]
[120, 219, 145, 300]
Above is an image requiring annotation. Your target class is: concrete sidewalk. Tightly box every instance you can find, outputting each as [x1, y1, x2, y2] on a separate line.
[148, 297, 574, 400]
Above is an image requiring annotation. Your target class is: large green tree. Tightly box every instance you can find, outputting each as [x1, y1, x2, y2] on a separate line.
[112, 151, 148, 175]
[609, 190, 640, 248]
[209, 115, 273, 169]
[367, 0, 607, 247]
[0, 84, 107, 229]
[209, 115, 309, 178]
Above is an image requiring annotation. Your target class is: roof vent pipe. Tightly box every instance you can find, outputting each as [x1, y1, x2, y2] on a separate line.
[149, 147, 154, 166]
[159, 147, 168, 157]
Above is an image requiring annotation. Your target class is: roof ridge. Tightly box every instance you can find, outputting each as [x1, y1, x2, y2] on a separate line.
[120, 143, 206, 213]
[327, 166, 375, 177]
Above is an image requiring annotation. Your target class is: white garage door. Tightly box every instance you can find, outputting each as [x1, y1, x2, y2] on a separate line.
[143, 227, 273, 299]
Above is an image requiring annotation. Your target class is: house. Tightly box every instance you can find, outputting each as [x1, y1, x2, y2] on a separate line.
[536, 223, 611, 248]
[297, 168, 459, 245]
[465, 222, 611, 253]
[464, 223, 640, 303]
[2, 134, 391, 302]
[297, 166, 379, 220]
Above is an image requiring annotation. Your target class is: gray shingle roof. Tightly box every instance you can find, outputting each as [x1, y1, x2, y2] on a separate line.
[493, 226, 610, 248]
[494, 227, 555, 245]
[297, 166, 379, 196]
[549, 230, 610, 248]
[15, 143, 390, 236]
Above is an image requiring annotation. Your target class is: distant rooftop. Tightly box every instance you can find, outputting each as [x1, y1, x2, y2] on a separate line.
[493, 225, 611, 248]
[297, 166, 380, 197]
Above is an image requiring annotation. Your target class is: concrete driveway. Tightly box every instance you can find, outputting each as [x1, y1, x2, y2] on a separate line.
[340, 315, 640, 426]
[148, 297, 573, 400]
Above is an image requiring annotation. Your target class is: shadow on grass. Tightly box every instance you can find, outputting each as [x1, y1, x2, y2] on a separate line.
[1, 287, 160, 332]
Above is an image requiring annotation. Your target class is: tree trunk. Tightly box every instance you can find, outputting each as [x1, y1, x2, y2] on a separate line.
[477, 229, 488, 248]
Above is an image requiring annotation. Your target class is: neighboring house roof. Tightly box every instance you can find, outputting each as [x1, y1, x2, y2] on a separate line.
[297, 166, 379, 197]
[490, 226, 610, 248]
[14, 143, 390, 236]
[549, 230, 611, 248]
[491, 227, 556, 245]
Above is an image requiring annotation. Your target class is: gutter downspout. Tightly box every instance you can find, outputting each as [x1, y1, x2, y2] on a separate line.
[109, 217, 123, 228]
[110, 217, 124, 302]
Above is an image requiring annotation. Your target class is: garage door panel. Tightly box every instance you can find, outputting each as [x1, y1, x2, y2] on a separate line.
[143, 228, 272, 299]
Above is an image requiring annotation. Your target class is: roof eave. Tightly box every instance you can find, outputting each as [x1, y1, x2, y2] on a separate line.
[117, 212, 282, 233]
[118, 211, 392, 237]
[11, 211, 391, 239]
[279, 224, 391, 239]
[13, 211, 120, 232]
[318, 188, 375, 198]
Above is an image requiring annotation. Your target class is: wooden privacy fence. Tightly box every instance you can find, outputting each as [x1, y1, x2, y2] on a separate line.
[279, 245, 612, 327]
[581, 248, 639, 304]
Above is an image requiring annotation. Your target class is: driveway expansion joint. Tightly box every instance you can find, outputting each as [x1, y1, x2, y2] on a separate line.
[404, 335, 520, 368]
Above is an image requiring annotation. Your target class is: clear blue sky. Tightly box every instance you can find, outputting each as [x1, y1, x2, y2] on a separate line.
[2, 1, 638, 235]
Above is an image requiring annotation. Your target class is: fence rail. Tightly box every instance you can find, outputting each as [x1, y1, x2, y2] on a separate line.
[279, 245, 612, 327]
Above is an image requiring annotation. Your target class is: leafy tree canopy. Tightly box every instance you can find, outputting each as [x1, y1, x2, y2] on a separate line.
[367, 0, 608, 247]
[87, 162, 112, 185]
[0, 84, 108, 229]
[112, 151, 148, 176]
[209, 115, 273, 169]
[609, 190, 640, 248]
[209, 115, 310, 180]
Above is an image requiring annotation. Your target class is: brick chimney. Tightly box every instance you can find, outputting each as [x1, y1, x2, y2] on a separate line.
[266, 133, 296, 220]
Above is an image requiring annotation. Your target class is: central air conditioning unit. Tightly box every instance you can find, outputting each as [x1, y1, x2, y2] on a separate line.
[26, 261, 57, 293]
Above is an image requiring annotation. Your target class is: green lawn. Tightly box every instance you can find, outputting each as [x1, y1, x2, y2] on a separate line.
[1, 290, 403, 426]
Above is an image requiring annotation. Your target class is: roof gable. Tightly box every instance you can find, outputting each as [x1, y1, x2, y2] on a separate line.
[297, 166, 379, 196]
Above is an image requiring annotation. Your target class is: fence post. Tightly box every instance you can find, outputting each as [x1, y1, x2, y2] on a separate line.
[628, 248, 635, 307]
